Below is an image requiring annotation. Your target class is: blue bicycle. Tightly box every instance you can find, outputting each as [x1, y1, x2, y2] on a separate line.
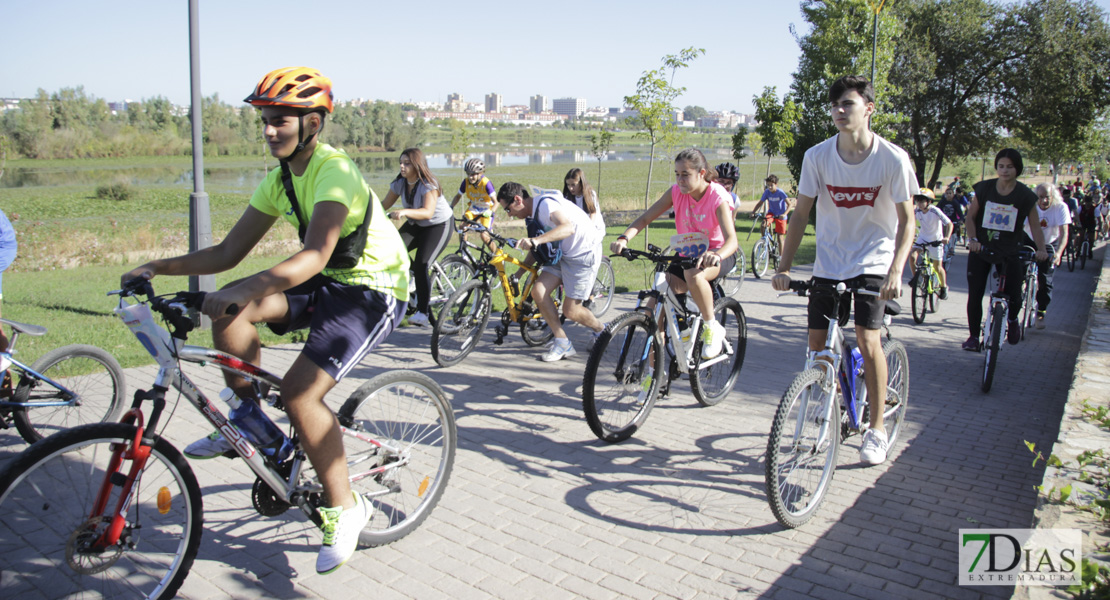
[764, 280, 910, 528]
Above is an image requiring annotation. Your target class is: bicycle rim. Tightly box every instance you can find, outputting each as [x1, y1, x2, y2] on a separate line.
[982, 304, 1004, 392]
[430, 256, 475, 320]
[765, 369, 840, 529]
[12, 345, 127, 444]
[335, 370, 456, 547]
[911, 274, 927, 324]
[581, 311, 663, 443]
[928, 273, 939, 313]
[882, 340, 910, 448]
[751, 241, 769, 279]
[0, 423, 201, 600]
[690, 298, 747, 406]
[586, 257, 616, 319]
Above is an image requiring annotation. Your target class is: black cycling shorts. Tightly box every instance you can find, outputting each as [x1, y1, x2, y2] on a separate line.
[806, 275, 886, 331]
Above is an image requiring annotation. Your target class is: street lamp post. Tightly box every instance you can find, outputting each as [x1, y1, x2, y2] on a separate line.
[187, 0, 215, 327]
[869, 0, 888, 85]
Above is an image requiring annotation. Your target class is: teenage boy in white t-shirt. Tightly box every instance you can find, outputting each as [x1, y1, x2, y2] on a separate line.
[771, 75, 917, 466]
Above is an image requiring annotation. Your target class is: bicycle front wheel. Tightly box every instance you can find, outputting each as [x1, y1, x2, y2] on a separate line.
[12, 344, 128, 444]
[336, 370, 456, 547]
[1066, 242, 1075, 272]
[0, 423, 202, 600]
[911, 273, 928, 324]
[428, 256, 475, 321]
[720, 250, 745, 297]
[584, 256, 616, 319]
[928, 272, 940, 313]
[1080, 243, 1088, 270]
[431, 279, 491, 368]
[690, 297, 747, 406]
[982, 303, 1005, 392]
[882, 340, 910, 449]
[751, 240, 770, 279]
[582, 311, 664, 443]
[765, 368, 840, 529]
[1021, 273, 1037, 339]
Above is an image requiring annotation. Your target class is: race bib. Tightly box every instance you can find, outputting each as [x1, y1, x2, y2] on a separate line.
[982, 201, 1019, 233]
[669, 232, 710, 258]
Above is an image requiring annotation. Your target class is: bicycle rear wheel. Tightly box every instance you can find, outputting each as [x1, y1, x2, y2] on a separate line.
[751, 240, 770, 279]
[882, 340, 910, 448]
[335, 370, 456, 547]
[584, 256, 616, 319]
[431, 280, 491, 368]
[0, 423, 202, 600]
[982, 303, 1005, 392]
[911, 273, 928, 324]
[690, 297, 747, 406]
[582, 311, 664, 443]
[428, 256, 475, 321]
[765, 368, 840, 529]
[12, 344, 127, 444]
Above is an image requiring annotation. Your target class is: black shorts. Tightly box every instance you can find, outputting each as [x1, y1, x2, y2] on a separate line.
[268, 274, 406, 381]
[806, 275, 886, 331]
[665, 252, 737, 284]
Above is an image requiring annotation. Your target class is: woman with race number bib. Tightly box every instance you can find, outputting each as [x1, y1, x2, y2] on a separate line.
[962, 148, 1049, 351]
[610, 148, 738, 359]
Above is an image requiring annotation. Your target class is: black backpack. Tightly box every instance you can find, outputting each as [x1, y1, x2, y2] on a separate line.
[524, 194, 563, 266]
[280, 161, 370, 270]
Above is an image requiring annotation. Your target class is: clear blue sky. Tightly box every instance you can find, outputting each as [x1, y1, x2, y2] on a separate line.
[3, 0, 814, 114]
[5, 1, 1110, 115]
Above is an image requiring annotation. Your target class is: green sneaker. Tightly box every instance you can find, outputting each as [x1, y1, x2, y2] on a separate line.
[316, 492, 372, 574]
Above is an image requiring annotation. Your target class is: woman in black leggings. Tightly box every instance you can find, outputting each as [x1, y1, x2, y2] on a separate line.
[382, 148, 454, 326]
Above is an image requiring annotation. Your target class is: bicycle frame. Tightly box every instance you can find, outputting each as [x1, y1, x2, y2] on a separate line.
[0, 352, 79, 410]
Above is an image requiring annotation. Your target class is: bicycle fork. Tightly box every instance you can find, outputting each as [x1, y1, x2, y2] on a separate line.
[87, 409, 153, 553]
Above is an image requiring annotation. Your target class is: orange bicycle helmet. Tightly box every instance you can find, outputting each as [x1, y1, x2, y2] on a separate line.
[245, 67, 334, 113]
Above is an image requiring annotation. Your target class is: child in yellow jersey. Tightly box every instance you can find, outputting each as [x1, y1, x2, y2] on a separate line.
[450, 158, 498, 252]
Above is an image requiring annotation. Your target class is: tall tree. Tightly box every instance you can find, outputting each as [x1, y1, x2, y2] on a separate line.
[589, 129, 614, 196]
[623, 47, 704, 247]
[682, 105, 708, 121]
[786, 0, 902, 184]
[1010, 0, 1110, 181]
[752, 87, 801, 178]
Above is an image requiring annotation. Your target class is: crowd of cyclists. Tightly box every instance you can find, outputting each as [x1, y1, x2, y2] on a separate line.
[99, 66, 1107, 576]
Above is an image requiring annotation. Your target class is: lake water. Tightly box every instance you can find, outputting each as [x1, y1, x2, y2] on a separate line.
[1, 146, 734, 192]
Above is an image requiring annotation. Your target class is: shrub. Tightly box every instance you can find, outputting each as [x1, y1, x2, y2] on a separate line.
[95, 181, 134, 201]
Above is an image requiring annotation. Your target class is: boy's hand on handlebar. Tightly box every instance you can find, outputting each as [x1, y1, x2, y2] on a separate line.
[515, 237, 534, 251]
[1035, 249, 1049, 262]
[610, 238, 628, 255]
[121, 264, 156, 287]
[879, 275, 901, 301]
[201, 289, 246, 320]
[771, 272, 792, 291]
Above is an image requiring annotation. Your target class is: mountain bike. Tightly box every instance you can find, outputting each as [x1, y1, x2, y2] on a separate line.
[0, 318, 126, 443]
[909, 241, 944, 324]
[1018, 245, 1048, 341]
[764, 279, 909, 528]
[581, 244, 747, 443]
[431, 221, 560, 367]
[750, 213, 781, 279]
[0, 280, 456, 599]
[978, 246, 1036, 392]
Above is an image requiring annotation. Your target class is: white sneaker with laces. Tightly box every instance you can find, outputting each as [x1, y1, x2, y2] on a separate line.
[316, 492, 372, 574]
[408, 311, 430, 327]
[541, 339, 577, 362]
[700, 320, 726, 360]
[183, 432, 237, 459]
[859, 429, 889, 466]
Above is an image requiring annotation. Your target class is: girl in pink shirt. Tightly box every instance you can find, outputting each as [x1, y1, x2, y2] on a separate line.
[610, 148, 739, 359]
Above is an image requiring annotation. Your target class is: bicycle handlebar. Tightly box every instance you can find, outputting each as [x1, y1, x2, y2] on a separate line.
[457, 218, 519, 249]
[612, 246, 699, 270]
[785, 279, 881, 298]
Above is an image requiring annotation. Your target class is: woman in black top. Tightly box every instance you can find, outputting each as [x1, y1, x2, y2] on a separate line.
[962, 148, 1048, 350]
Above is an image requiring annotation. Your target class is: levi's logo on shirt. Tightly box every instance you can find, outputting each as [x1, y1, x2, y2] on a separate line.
[826, 185, 881, 208]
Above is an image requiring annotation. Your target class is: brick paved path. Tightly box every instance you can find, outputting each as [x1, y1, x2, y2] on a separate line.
[0, 244, 1101, 599]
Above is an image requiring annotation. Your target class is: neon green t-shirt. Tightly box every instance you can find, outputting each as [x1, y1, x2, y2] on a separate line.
[249, 144, 410, 301]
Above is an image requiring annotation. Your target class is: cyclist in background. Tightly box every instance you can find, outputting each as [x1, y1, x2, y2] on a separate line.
[0, 208, 16, 353]
[963, 148, 1048, 351]
[563, 167, 606, 238]
[936, 187, 965, 248]
[1078, 196, 1098, 256]
[752, 174, 791, 256]
[908, 188, 952, 299]
[714, 162, 742, 218]
[611, 148, 739, 360]
[121, 67, 410, 574]
[382, 147, 454, 327]
[1024, 183, 1070, 330]
[772, 75, 917, 467]
[449, 158, 498, 254]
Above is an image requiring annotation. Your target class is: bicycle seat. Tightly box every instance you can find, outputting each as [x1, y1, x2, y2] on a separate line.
[0, 318, 47, 336]
[884, 301, 901, 317]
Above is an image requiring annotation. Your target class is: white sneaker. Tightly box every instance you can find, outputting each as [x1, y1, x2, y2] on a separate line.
[316, 492, 372, 574]
[700, 320, 726, 359]
[541, 339, 577, 362]
[183, 432, 237, 459]
[859, 429, 889, 466]
[408, 311, 430, 327]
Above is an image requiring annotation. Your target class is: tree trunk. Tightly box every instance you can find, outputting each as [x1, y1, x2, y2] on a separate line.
[644, 138, 657, 250]
[765, 153, 772, 178]
[597, 159, 603, 198]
